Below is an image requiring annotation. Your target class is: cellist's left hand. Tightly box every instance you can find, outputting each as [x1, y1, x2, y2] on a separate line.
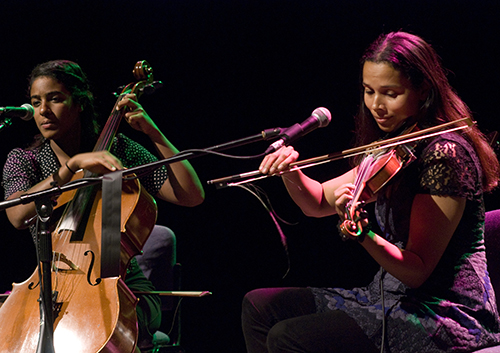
[116, 93, 159, 136]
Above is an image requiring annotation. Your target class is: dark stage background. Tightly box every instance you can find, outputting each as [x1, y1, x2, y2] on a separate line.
[1, 1, 499, 352]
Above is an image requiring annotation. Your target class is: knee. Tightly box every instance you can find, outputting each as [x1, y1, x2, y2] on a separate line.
[143, 225, 177, 262]
[242, 289, 261, 318]
[152, 225, 176, 249]
[241, 288, 274, 327]
[242, 288, 271, 313]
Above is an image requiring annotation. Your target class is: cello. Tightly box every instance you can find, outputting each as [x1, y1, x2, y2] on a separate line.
[0, 60, 159, 352]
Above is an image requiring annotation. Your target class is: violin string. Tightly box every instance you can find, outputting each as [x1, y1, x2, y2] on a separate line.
[348, 154, 375, 219]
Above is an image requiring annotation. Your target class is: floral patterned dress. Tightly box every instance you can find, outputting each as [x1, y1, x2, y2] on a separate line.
[312, 132, 500, 352]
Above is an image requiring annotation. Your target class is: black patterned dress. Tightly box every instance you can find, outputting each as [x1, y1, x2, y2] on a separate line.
[312, 132, 500, 352]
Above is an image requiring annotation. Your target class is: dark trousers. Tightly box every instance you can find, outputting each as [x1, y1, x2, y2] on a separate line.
[241, 287, 378, 353]
[129, 225, 176, 343]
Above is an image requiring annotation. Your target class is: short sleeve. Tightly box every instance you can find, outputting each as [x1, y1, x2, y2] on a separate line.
[2, 148, 42, 199]
[418, 135, 480, 199]
[111, 134, 169, 196]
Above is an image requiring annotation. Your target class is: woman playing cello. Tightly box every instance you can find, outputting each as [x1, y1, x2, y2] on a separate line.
[242, 31, 500, 352]
[2, 60, 204, 349]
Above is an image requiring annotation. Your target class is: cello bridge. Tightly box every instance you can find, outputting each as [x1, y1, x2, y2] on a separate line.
[52, 252, 80, 272]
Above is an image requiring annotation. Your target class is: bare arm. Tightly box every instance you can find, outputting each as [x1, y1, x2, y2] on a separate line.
[5, 150, 124, 229]
[259, 146, 357, 217]
[117, 94, 205, 207]
[355, 194, 465, 288]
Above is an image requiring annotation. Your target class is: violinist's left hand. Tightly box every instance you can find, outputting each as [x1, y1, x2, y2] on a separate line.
[349, 201, 370, 230]
[333, 183, 355, 221]
[116, 93, 159, 136]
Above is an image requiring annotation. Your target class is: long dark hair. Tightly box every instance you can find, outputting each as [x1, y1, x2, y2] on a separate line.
[28, 60, 100, 150]
[354, 31, 499, 191]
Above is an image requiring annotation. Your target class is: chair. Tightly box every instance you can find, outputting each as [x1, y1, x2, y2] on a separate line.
[135, 225, 211, 353]
[473, 210, 500, 352]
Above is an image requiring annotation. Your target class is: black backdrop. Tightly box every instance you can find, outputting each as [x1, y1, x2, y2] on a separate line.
[1, 1, 499, 352]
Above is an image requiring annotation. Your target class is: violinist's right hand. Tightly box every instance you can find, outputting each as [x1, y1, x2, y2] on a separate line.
[259, 146, 299, 175]
[67, 151, 124, 175]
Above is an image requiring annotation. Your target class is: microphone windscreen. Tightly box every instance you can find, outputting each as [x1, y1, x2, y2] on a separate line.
[20, 104, 34, 121]
[312, 107, 331, 128]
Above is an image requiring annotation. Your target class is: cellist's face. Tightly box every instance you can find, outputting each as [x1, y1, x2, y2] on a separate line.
[30, 76, 82, 142]
[363, 61, 426, 133]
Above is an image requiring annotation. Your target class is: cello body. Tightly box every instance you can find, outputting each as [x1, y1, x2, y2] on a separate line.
[0, 177, 158, 353]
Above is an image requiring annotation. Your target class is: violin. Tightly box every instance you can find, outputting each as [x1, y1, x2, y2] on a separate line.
[0, 61, 160, 353]
[339, 127, 418, 240]
[337, 118, 469, 240]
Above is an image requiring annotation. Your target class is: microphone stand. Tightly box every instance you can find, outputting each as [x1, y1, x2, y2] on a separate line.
[0, 127, 279, 352]
[35, 195, 55, 353]
[124, 127, 282, 177]
[0, 116, 14, 131]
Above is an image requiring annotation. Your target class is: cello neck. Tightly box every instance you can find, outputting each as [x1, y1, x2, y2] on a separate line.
[93, 94, 126, 153]
[93, 60, 156, 153]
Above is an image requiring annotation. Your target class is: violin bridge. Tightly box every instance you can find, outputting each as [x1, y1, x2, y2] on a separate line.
[398, 144, 417, 166]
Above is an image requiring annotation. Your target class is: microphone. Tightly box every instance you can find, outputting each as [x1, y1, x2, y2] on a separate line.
[0, 104, 34, 121]
[265, 107, 331, 154]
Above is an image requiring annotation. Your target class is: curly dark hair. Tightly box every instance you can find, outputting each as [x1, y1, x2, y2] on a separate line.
[28, 60, 100, 150]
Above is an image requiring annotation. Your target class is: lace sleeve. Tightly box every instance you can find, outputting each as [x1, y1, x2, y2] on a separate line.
[418, 135, 481, 199]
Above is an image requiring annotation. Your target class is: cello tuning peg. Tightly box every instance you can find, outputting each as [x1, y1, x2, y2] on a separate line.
[112, 85, 127, 97]
[141, 81, 163, 95]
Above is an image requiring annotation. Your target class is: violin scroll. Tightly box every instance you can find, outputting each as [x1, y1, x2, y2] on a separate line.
[339, 202, 370, 242]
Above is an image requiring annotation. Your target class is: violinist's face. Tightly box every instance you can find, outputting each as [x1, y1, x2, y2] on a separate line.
[30, 76, 82, 142]
[363, 61, 426, 133]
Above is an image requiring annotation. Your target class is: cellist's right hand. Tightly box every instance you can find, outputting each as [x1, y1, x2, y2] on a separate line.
[259, 146, 299, 175]
[67, 151, 124, 175]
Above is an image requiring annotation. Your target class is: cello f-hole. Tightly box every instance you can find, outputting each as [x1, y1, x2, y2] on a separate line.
[84, 250, 101, 286]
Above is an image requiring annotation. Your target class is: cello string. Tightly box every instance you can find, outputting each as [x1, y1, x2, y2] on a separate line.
[95, 92, 126, 152]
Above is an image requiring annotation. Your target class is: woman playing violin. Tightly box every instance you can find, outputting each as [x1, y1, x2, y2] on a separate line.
[242, 31, 500, 352]
[2, 60, 205, 348]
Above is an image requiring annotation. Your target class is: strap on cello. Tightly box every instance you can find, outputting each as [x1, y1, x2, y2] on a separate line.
[101, 170, 123, 278]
